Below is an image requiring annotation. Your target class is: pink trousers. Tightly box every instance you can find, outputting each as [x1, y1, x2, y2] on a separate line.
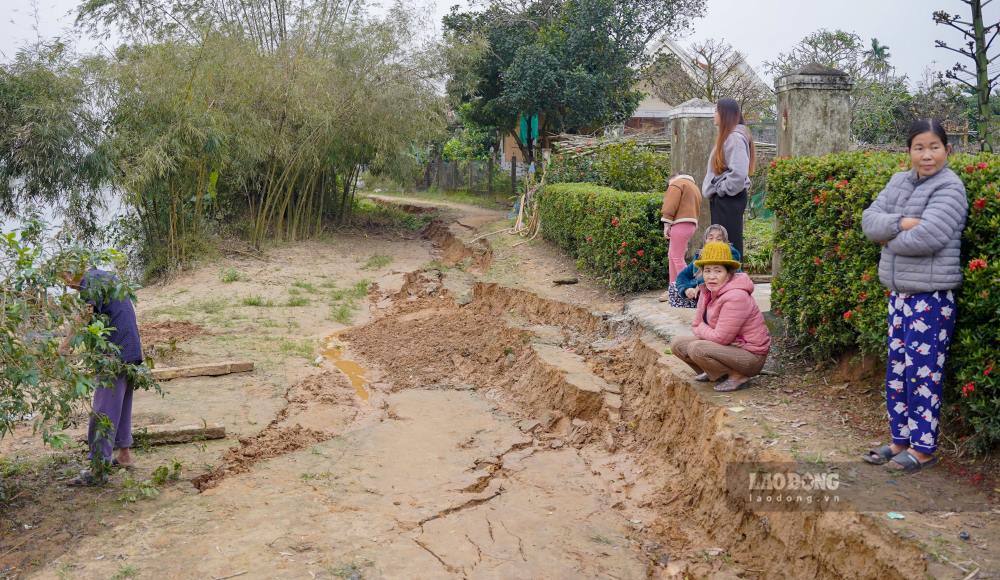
[667, 222, 696, 284]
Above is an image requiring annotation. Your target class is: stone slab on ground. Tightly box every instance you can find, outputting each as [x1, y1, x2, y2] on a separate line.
[151, 361, 255, 381]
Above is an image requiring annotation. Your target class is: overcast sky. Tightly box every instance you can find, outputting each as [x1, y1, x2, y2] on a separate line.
[2, 0, 997, 88]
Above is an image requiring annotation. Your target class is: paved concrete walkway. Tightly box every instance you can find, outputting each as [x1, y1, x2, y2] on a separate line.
[624, 283, 771, 342]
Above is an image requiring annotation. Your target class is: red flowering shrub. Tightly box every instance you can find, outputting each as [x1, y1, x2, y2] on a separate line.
[768, 151, 1000, 452]
[538, 183, 667, 291]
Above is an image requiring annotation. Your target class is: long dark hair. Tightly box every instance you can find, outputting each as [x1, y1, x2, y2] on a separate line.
[712, 98, 756, 175]
[906, 119, 949, 149]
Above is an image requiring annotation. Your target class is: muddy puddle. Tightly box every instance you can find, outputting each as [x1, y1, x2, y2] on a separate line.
[322, 335, 370, 402]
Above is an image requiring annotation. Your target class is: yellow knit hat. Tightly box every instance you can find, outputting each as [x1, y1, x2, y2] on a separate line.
[694, 241, 741, 270]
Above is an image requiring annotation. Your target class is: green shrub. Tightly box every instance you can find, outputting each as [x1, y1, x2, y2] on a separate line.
[548, 142, 670, 193]
[742, 218, 774, 275]
[538, 183, 669, 292]
[767, 151, 1000, 452]
[220, 268, 242, 283]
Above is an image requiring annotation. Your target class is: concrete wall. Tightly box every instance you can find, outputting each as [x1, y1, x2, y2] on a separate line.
[667, 99, 716, 257]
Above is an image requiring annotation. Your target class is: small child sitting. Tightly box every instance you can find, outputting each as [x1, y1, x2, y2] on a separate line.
[667, 224, 742, 308]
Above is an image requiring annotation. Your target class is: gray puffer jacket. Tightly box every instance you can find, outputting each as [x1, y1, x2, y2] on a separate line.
[861, 166, 968, 293]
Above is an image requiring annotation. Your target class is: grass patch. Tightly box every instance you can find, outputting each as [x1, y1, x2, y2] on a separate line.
[220, 268, 243, 283]
[278, 338, 315, 359]
[111, 564, 139, 580]
[241, 295, 274, 307]
[292, 280, 318, 293]
[330, 303, 354, 324]
[361, 254, 392, 271]
[152, 298, 228, 318]
[326, 280, 370, 325]
[330, 280, 370, 302]
[286, 296, 310, 307]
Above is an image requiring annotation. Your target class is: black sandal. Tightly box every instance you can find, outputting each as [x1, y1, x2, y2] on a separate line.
[887, 450, 938, 473]
[863, 444, 897, 465]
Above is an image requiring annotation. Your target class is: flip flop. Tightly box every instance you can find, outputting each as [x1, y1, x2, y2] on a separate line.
[694, 372, 713, 382]
[863, 444, 897, 465]
[887, 450, 938, 473]
[112, 458, 135, 470]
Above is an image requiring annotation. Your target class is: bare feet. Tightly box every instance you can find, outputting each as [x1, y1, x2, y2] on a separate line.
[114, 448, 135, 468]
[713, 372, 752, 392]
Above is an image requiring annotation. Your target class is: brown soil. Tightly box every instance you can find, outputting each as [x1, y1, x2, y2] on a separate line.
[192, 371, 365, 491]
[140, 320, 206, 348]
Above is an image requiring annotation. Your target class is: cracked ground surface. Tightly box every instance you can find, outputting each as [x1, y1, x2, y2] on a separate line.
[34, 389, 649, 579]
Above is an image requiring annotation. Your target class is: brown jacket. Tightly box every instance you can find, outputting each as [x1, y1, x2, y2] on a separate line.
[661, 175, 702, 225]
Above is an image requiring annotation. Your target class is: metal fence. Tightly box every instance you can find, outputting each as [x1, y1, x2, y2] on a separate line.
[418, 157, 527, 196]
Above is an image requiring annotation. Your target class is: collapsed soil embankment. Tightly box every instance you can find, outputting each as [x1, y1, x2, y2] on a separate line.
[338, 219, 929, 579]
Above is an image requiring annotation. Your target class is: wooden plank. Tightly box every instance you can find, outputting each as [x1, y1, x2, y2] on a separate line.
[151, 361, 254, 381]
[133, 423, 226, 446]
[77, 423, 226, 446]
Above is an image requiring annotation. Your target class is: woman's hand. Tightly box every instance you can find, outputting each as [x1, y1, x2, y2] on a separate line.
[684, 288, 699, 300]
[663, 223, 671, 239]
[900, 217, 921, 231]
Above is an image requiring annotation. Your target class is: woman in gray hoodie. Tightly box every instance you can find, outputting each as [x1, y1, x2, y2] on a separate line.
[861, 119, 968, 473]
[702, 98, 755, 257]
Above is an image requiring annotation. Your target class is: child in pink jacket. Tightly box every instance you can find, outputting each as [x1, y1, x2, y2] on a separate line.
[669, 241, 770, 391]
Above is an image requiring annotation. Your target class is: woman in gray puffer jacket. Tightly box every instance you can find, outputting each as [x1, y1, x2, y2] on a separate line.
[861, 119, 968, 473]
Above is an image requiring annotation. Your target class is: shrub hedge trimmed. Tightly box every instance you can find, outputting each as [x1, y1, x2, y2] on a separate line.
[767, 152, 1000, 452]
[538, 183, 669, 292]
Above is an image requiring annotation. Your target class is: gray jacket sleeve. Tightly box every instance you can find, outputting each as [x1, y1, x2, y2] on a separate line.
[711, 132, 750, 197]
[886, 186, 968, 257]
[862, 178, 903, 243]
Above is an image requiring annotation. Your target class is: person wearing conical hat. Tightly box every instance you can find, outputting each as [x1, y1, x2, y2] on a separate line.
[669, 242, 771, 391]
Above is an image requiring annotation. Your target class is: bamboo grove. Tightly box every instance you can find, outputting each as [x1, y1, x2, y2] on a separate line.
[1, 0, 446, 277]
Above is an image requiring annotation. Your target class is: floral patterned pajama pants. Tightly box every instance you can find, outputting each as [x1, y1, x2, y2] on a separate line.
[885, 290, 956, 455]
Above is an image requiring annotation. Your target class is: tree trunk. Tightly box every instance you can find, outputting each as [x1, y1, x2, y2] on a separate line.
[972, 0, 993, 152]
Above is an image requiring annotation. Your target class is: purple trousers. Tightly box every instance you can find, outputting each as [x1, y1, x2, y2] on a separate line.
[88, 374, 134, 462]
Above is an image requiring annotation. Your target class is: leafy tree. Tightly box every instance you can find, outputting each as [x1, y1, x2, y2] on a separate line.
[443, 0, 706, 162]
[863, 38, 893, 81]
[72, 0, 446, 274]
[933, 0, 1000, 152]
[0, 41, 111, 241]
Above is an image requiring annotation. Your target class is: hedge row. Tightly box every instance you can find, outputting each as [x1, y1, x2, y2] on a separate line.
[538, 183, 669, 292]
[547, 142, 671, 192]
[767, 152, 1000, 452]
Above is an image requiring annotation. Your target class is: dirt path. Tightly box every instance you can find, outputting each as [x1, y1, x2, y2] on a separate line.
[2, 197, 996, 579]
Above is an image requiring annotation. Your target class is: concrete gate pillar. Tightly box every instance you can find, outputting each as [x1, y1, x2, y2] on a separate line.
[666, 98, 716, 257]
[773, 64, 853, 274]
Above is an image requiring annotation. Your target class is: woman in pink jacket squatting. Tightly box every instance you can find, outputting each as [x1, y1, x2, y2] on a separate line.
[669, 241, 771, 392]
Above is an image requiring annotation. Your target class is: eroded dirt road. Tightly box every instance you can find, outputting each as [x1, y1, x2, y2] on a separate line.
[2, 197, 993, 579]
